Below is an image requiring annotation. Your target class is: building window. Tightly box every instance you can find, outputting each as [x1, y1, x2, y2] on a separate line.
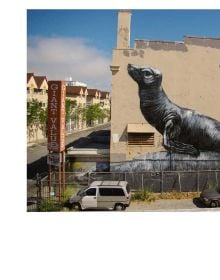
[128, 132, 154, 146]
[27, 88, 33, 94]
[99, 188, 125, 196]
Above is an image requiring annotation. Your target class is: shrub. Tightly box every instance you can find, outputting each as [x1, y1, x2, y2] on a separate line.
[132, 190, 157, 202]
[158, 191, 200, 200]
[39, 199, 63, 212]
[63, 185, 77, 200]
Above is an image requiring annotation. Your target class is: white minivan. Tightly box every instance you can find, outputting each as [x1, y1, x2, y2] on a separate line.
[69, 181, 131, 211]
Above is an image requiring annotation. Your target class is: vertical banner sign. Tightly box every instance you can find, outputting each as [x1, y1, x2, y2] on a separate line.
[48, 81, 66, 152]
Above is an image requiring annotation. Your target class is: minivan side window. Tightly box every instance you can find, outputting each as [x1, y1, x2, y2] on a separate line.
[99, 188, 112, 196]
[85, 188, 96, 196]
[112, 188, 125, 196]
[99, 188, 125, 196]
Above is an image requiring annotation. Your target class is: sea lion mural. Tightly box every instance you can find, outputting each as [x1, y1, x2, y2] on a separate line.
[127, 64, 220, 156]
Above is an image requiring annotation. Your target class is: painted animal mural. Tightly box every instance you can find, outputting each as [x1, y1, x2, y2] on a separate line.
[127, 64, 220, 156]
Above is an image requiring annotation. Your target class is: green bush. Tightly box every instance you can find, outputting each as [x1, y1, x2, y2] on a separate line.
[39, 199, 64, 212]
[63, 185, 78, 200]
[132, 190, 156, 202]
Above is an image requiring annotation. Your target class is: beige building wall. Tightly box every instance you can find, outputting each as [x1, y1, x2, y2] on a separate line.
[27, 75, 37, 91]
[100, 92, 111, 123]
[110, 10, 220, 163]
[87, 90, 101, 106]
[66, 86, 87, 129]
[27, 77, 48, 107]
[27, 74, 48, 143]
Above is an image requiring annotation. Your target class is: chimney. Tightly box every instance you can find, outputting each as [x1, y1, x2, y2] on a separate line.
[117, 10, 132, 49]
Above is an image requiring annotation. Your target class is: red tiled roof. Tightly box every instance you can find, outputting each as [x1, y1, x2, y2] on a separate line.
[100, 91, 110, 99]
[66, 86, 86, 95]
[27, 73, 34, 83]
[27, 73, 47, 88]
[34, 76, 47, 88]
[87, 89, 99, 97]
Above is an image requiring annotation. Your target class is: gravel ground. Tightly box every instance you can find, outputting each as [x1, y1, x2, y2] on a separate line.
[126, 199, 220, 212]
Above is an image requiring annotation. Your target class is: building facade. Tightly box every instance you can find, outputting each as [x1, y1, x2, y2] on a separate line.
[27, 73, 48, 143]
[27, 73, 48, 107]
[66, 86, 111, 129]
[66, 85, 88, 130]
[110, 10, 220, 163]
[27, 73, 111, 143]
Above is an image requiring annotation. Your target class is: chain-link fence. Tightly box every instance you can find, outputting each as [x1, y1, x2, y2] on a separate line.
[27, 169, 220, 211]
[88, 170, 220, 192]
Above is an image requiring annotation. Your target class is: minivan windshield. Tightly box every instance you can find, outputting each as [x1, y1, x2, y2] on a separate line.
[77, 186, 88, 195]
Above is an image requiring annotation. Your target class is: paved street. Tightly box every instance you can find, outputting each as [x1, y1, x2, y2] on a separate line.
[27, 123, 110, 178]
[27, 122, 110, 164]
[127, 199, 220, 212]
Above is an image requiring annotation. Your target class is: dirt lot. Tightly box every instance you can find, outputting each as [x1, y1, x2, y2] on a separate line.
[126, 198, 220, 212]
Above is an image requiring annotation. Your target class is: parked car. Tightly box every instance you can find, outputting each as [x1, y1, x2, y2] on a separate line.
[200, 189, 220, 207]
[69, 180, 131, 211]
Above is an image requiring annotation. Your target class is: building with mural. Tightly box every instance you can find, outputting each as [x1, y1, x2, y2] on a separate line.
[110, 10, 220, 163]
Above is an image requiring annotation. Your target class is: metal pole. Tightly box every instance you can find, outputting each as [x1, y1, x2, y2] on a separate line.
[161, 171, 164, 193]
[215, 171, 219, 188]
[48, 160, 51, 195]
[196, 171, 200, 192]
[61, 151, 65, 196]
[37, 175, 42, 211]
[141, 173, 144, 191]
[178, 173, 181, 192]
[58, 163, 61, 201]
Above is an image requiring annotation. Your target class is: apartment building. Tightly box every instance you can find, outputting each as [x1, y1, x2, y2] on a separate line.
[66, 86, 111, 129]
[110, 10, 220, 163]
[27, 73, 111, 143]
[87, 89, 101, 106]
[27, 73, 48, 107]
[27, 73, 48, 143]
[66, 85, 88, 129]
[100, 91, 111, 123]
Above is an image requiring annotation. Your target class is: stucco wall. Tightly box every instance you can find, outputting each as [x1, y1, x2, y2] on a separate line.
[110, 40, 220, 162]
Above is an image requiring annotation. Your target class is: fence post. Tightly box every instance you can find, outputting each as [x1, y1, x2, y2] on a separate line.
[215, 171, 219, 188]
[196, 171, 200, 192]
[178, 173, 181, 192]
[161, 171, 164, 193]
[88, 172, 91, 185]
[141, 173, 144, 191]
[37, 179, 42, 211]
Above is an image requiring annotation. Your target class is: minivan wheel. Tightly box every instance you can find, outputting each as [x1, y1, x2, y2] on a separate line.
[210, 200, 218, 208]
[114, 203, 125, 211]
[72, 202, 82, 211]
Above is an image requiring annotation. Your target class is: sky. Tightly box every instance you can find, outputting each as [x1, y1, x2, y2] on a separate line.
[27, 9, 220, 91]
